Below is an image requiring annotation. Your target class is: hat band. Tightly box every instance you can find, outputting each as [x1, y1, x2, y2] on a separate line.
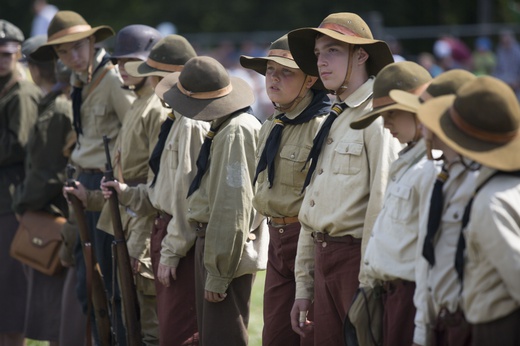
[177, 81, 233, 99]
[49, 24, 92, 42]
[318, 23, 361, 38]
[449, 107, 518, 144]
[146, 58, 184, 72]
[372, 95, 394, 108]
[268, 49, 294, 60]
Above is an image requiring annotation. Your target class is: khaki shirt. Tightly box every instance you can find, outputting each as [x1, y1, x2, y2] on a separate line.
[117, 113, 209, 268]
[295, 78, 402, 299]
[253, 91, 326, 217]
[413, 163, 479, 345]
[463, 166, 520, 324]
[363, 139, 439, 284]
[94, 86, 167, 278]
[70, 48, 135, 169]
[187, 112, 261, 293]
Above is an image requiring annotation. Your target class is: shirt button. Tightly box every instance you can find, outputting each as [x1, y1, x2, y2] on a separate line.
[326, 137, 333, 145]
[188, 208, 191, 212]
[391, 176, 396, 181]
[364, 261, 369, 265]
[318, 168, 324, 175]
[290, 154, 295, 159]
[454, 212, 459, 219]
[279, 228, 284, 234]
[310, 200, 315, 207]
[322, 242, 327, 248]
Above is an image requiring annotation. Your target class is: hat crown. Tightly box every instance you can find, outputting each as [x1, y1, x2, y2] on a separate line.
[22, 35, 48, 57]
[179, 56, 230, 94]
[112, 25, 162, 61]
[0, 19, 24, 43]
[148, 35, 197, 66]
[47, 11, 90, 38]
[454, 76, 520, 135]
[270, 34, 290, 52]
[373, 61, 432, 99]
[427, 69, 476, 97]
[320, 12, 374, 40]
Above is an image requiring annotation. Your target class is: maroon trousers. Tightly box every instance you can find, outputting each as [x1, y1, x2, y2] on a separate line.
[263, 222, 314, 346]
[151, 214, 198, 346]
[432, 308, 472, 346]
[382, 280, 416, 346]
[313, 237, 361, 346]
[472, 308, 520, 346]
[194, 236, 253, 346]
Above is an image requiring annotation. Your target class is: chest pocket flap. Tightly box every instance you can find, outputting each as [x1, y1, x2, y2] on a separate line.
[389, 184, 412, 200]
[279, 145, 309, 163]
[335, 141, 363, 156]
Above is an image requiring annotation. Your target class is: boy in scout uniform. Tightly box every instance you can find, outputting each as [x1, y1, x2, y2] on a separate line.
[417, 76, 520, 346]
[240, 34, 330, 345]
[31, 10, 135, 345]
[348, 61, 433, 346]
[287, 13, 401, 344]
[0, 19, 40, 346]
[157, 56, 263, 346]
[99, 35, 206, 345]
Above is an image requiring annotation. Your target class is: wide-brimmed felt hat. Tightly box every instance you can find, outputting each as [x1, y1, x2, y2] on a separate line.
[417, 76, 520, 171]
[30, 11, 114, 61]
[240, 34, 324, 90]
[109, 24, 162, 63]
[389, 69, 476, 113]
[0, 20, 24, 53]
[287, 12, 394, 78]
[155, 56, 255, 121]
[125, 35, 196, 78]
[351, 61, 432, 129]
[20, 35, 47, 62]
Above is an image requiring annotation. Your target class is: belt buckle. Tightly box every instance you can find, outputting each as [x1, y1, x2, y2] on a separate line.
[312, 231, 325, 243]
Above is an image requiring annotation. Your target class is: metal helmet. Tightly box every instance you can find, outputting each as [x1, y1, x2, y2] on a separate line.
[111, 24, 162, 62]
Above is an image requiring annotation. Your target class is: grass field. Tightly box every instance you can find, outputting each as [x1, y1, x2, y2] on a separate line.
[27, 270, 267, 346]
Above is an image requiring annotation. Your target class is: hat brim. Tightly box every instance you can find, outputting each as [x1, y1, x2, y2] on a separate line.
[0, 42, 20, 54]
[418, 95, 520, 171]
[125, 60, 172, 78]
[350, 102, 417, 129]
[389, 89, 422, 113]
[157, 74, 255, 121]
[288, 27, 394, 78]
[30, 26, 114, 61]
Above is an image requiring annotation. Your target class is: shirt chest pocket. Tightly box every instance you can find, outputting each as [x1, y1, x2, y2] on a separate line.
[440, 205, 464, 247]
[164, 139, 179, 170]
[279, 145, 310, 188]
[386, 184, 413, 222]
[92, 103, 107, 136]
[332, 141, 363, 175]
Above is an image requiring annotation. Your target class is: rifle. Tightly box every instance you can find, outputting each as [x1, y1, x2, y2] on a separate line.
[102, 135, 142, 346]
[65, 164, 112, 346]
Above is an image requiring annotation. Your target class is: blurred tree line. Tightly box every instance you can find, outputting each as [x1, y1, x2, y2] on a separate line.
[3, 0, 519, 53]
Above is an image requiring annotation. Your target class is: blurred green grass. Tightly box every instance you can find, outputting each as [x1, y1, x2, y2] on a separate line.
[27, 270, 266, 346]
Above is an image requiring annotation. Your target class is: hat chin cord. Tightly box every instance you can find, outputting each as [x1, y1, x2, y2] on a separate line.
[273, 75, 309, 113]
[330, 45, 355, 96]
[86, 36, 95, 83]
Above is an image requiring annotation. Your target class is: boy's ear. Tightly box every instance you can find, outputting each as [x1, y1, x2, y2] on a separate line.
[357, 47, 369, 64]
[306, 75, 318, 89]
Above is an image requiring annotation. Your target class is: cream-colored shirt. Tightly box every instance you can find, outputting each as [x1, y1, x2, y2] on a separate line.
[295, 78, 402, 299]
[117, 113, 209, 269]
[187, 112, 261, 294]
[413, 163, 479, 345]
[70, 48, 135, 169]
[463, 166, 520, 324]
[363, 139, 439, 284]
[253, 91, 326, 217]
[94, 86, 167, 277]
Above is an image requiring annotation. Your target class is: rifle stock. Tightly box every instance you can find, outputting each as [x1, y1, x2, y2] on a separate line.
[65, 164, 112, 346]
[103, 136, 142, 346]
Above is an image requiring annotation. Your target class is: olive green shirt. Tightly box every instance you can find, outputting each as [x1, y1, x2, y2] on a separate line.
[187, 111, 261, 294]
[253, 91, 325, 218]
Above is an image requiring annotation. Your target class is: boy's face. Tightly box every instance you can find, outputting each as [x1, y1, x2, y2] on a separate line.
[314, 35, 350, 91]
[265, 60, 308, 107]
[382, 109, 418, 144]
[54, 38, 91, 73]
[118, 58, 144, 87]
[0, 51, 18, 77]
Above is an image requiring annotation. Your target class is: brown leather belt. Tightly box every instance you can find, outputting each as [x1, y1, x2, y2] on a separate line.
[124, 177, 147, 187]
[195, 222, 208, 238]
[436, 307, 467, 328]
[311, 231, 361, 244]
[270, 216, 300, 225]
[78, 167, 103, 174]
[382, 278, 411, 292]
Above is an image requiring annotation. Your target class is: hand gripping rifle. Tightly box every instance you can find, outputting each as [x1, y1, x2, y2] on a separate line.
[103, 135, 142, 346]
[66, 164, 112, 346]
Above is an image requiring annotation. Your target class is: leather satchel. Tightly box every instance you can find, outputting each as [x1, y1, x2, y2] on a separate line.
[10, 210, 66, 276]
